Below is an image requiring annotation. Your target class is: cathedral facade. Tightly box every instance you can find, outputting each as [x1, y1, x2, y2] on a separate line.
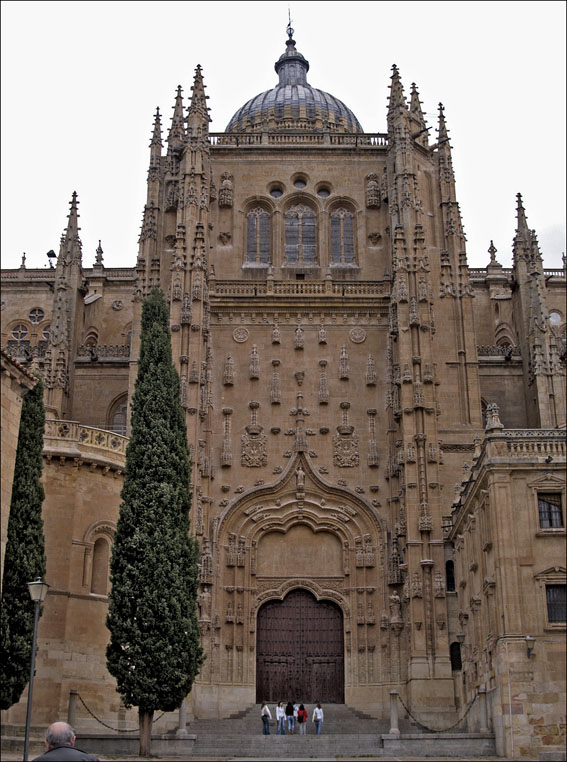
[1, 31, 565, 759]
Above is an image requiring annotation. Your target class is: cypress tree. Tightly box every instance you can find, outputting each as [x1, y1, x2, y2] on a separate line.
[0, 378, 46, 710]
[106, 288, 203, 757]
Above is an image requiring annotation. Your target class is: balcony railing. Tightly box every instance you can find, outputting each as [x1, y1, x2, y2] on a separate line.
[210, 279, 390, 298]
[43, 419, 128, 467]
[209, 132, 388, 148]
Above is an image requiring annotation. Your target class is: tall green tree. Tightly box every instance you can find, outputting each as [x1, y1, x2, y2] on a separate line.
[0, 378, 46, 710]
[106, 288, 203, 757]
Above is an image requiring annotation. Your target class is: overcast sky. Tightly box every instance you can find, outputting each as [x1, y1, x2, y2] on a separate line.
[1, 0, 565, 271]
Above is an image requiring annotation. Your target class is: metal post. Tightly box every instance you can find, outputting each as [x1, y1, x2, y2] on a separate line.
[23, 600, 41, 762]
[67, 690, 78, 728]
[478, 687, 489, 733]
[389, 689, 400, 736]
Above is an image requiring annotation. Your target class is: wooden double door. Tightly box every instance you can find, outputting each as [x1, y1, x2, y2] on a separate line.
[256, 589, 344, 703]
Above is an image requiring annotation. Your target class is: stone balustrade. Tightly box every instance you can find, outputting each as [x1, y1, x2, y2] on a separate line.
[76, 344, 130, 359]
[43, 419, 128, 469]
[209, 132, 388, 148]
[210, 279, 390, 298]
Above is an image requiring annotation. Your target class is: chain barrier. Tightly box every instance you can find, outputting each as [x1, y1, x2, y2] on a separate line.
[76, 693, 166, 733]
[396, 691, 479, 734]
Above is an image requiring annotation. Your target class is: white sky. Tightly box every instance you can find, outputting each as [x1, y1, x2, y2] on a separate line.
[1, 0, 565, 271]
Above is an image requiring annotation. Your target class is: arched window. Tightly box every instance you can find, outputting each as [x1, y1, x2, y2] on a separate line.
[446, 559, 456, 592]
[91, 537, 110, 595]
[246, 207, 271, 264]
[11, 323, 28, 342]
[285, 204, 316, 265]
[108, 394, 128, 435]
[450, 642, 462, 671]
[330, 207, 355, 264]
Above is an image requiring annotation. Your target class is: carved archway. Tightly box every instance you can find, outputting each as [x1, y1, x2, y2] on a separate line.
[209, 453, 387, 694]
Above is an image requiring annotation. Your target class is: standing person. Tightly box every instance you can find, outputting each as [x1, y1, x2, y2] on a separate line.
[296, 703, 308, 735]
[275, 701, 286, 735]
[285, 700, 295, 734]
[260, 702, 272, 735]
[312, 703, 324, 735]
[32, 722, 99, 760]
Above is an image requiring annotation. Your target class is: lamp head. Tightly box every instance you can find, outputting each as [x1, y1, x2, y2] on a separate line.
[525, 635, 536, 658]
[27, 577, 50, 603]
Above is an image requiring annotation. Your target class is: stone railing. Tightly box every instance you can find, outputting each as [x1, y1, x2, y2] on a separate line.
[76, 344, 131, 360]
[210, 280, 390, 298]
[43, 420, 128, 468]
[1, 269, 57, 280]
[477, 345, 521, 357]
[469, 267, 564, 280]
[209, 132, 388, 148]
[501, 430, 566, 459]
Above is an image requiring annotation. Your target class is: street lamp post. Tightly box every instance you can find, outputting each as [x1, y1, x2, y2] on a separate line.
[23, 577, 49, 762]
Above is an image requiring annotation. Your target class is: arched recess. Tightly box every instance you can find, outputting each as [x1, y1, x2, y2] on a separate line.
[494, 322, 516, 347]
[210, 453, 387, 693]
[82, 520, 116, 595]
[327, 198, 359, 267]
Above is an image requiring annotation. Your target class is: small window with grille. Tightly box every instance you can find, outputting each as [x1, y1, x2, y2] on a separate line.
[546, 584, 566, 623]
[246, 207, 271, 264]
[538, 493, 564, 529]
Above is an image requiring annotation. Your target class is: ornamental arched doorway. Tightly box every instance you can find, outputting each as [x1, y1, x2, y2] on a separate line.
[256, 589, 344, 703]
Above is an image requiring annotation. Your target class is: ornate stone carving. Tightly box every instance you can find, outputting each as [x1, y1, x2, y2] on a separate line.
[333, 402, 359, 467]
[367, 408, 379, 467]
[223, 354, 234, 385]
[294, 325, 304, 349]
[241, 402, 267, 467]
[232, 327, 249, 343]
[218, 171, 234, 208]
[339, 345, 349, 379]
[271, 323, 281, 344]
[411, 571, 423, 598]
[221, 408, 233, 467]
[270, 359, 281, 404]
[249, 344, 260, 379]
[318, 323, 327, 344]
[365, 173, 381, 208]
[349, 327, 366, 344]
[434, 570, 446, 598]
[318, 360, 329, 404]
[366, 355, 377, 386]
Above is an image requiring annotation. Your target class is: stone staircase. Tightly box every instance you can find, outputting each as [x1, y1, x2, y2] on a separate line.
[187, 702, 409, 758]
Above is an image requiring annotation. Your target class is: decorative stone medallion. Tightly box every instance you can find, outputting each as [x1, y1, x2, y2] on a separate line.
[349, 327, 367, 344]
[233, 327, 249, 343]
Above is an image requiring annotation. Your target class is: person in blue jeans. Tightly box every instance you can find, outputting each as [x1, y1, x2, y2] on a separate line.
[261, 702, 271, 734]
[275, 702, 286, 735]
[285, 701, 295, 734]
[312, 703, 324, 735]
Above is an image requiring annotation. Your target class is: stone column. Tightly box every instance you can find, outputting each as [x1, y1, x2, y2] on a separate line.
[67, 690, 77, 728]
[176, 698, 188, 737]
[389, 689, 400, 736]
[478, 687, 489, 733]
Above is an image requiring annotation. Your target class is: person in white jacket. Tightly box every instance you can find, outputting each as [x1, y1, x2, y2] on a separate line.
[275, 701, 286, 735]
[312, 703, 324, 735]
[261, 702, 272, 735]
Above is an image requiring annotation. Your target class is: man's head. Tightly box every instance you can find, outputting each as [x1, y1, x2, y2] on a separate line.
[45, 722, 76, 749]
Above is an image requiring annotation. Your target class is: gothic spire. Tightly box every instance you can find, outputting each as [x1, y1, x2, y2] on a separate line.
[437, 102, 450, 147]
[513, 193, 542, 269]
[58, 191, 82, 267]
[409, 83, 429, 146]
[387, 65, 407, 121]
[150, 107, 163, 148]
[168, 85, 186, 146]
[187, 65, 210, 134]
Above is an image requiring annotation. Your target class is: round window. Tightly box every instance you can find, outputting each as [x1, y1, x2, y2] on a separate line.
[270, 187, 283, 198]
[317, 187, 331, 198]
[29, 307, 45, 324]
[293, 178, 307, 189]
[549, 311, 562, 326]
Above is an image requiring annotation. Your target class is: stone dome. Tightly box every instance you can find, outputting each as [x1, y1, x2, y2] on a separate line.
[225, 32, 363, 134]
